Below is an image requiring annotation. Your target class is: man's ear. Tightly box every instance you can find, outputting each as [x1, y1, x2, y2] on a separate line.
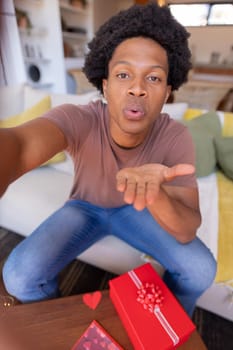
[165, 85, 172, 103]
[102, 79, 107, 99]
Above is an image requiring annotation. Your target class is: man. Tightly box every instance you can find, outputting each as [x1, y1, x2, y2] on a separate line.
[1, 3, 216, 316]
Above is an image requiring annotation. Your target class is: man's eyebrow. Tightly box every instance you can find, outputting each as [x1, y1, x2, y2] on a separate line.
[112, 60, 166, 71]
[112, 60, 130, 66]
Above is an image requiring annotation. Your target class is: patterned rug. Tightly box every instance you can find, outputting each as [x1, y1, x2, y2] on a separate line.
[0, 228, 232, 350]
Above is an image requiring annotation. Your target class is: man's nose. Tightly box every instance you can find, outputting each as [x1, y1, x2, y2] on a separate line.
[127, 79, 147, 97]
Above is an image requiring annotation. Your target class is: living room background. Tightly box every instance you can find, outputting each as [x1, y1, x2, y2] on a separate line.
[1, 0, 233, 92]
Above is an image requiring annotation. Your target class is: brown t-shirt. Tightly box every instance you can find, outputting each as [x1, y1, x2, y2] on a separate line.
[42, 100, 197, 207]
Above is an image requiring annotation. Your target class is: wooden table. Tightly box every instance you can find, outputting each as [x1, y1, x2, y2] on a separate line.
[0, 290, 207, 350]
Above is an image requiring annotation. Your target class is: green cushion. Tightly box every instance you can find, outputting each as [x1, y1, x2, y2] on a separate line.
[181, 111, 221, 177]
[214, 136, 233, 180]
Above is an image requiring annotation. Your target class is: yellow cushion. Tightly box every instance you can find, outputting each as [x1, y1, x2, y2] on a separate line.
[183, 108, 207, 121]
[0, 96, 65, 165]
[222, 112, 233, 137]
[215, 171, 233, 286]
[184, 109, 233, 137]
[0, 95, 50, 127]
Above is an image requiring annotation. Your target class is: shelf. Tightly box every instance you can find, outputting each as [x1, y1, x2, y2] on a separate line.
[62, 31, 87, 41]
[194, 63, 233, 75]
[28, 81, 54, 89]
[19, 27, 47, 37]
[24, 57, 52, 64]
[59, 1, 88, 15]
[14, 0, 69, 93]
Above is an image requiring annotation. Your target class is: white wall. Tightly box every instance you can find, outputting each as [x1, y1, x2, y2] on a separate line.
[188, 26, 233, 64]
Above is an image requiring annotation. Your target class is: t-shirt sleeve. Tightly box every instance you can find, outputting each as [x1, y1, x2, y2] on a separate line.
[39, 103, 96, 155]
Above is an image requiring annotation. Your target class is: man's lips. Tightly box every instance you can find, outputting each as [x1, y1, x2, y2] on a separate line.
[123, 104, 145, 120]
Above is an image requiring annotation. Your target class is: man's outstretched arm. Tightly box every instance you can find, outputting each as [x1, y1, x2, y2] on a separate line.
[0, 118, 66, 197]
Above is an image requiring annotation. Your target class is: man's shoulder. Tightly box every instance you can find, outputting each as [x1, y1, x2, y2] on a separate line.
[155, 113, 186, 135]
[46, 99, 106, 121]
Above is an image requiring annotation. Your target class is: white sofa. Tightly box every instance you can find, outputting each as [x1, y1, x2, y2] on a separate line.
[0, 84, 232, 322]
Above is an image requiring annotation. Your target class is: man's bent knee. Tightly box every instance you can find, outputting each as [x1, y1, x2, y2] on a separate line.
[2, 259, 29, 301]
[187, 249, 217, 295]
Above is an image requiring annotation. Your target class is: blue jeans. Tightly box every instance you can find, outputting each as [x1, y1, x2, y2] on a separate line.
[3, 199, 216, 316]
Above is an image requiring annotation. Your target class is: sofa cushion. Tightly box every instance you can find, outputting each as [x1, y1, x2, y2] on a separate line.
[221, 111, 233, 137]
[181, 111, 221, 177]
[0, 95, 51, 127]
[0, 84, 25, 119]
[51, 90, 100, 108]
[214, 136, 233, 180]
[183, 108, 207, 121]
[161, 102, 188, 120]
[0, 167, 73, 236]
[24, 85, 100, 109]
[0, 96, 65, 165]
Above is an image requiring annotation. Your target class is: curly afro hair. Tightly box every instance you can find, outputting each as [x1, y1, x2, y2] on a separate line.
[83, 3, 192, 94]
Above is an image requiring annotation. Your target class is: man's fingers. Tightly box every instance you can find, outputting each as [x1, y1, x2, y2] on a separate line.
[145, 181, 159, 205]
[133, 183, 147, 210]
[116, 175, 127, 192]
[124, 182, 136, 203]
[117, 173, 148, 210]
[132, 182, 157, 210]
[164, 164, 195, 181]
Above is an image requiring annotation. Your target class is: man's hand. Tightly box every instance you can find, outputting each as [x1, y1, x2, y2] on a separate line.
[116, 163, 195, 211]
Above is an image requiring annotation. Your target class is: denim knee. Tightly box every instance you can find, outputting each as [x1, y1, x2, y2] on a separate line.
[185, 248, 217, 295]
[198, 253, 217, 292]
[3, 257, 59, 303]
[2, 258, 27, 300]
[2, 251, 43, 302]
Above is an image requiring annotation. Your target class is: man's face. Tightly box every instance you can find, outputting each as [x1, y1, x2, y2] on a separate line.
[102, 37, 171, 148]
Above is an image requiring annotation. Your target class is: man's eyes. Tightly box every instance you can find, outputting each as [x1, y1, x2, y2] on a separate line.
[115, 73, 162, 82]
[116, 72, 129, 79]
[147, 75, 161, 82]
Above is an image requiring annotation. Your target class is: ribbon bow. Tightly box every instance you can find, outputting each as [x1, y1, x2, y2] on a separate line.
[137, 283, 164, 313]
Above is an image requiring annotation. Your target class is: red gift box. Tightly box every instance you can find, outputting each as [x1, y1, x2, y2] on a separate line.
[109, 263, 195, 350]
[71, 320, 124, 350]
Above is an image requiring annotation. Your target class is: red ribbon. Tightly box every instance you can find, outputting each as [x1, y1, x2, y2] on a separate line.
[136, 282, 164, 313]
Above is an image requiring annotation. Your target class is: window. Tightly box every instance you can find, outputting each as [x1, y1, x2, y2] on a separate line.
[208, 4, 233, 25]
[169, 2, 233, 27]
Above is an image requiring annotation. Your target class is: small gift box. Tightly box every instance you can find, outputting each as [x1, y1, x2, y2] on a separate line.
[71, 320, 124, 350]
[109, 263, 195, 350]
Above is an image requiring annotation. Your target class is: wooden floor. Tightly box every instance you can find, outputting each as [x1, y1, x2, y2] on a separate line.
[0, 227, 232, 350]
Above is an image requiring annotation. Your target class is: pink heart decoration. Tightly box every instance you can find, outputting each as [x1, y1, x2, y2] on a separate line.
[82, 291, 102, 310]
